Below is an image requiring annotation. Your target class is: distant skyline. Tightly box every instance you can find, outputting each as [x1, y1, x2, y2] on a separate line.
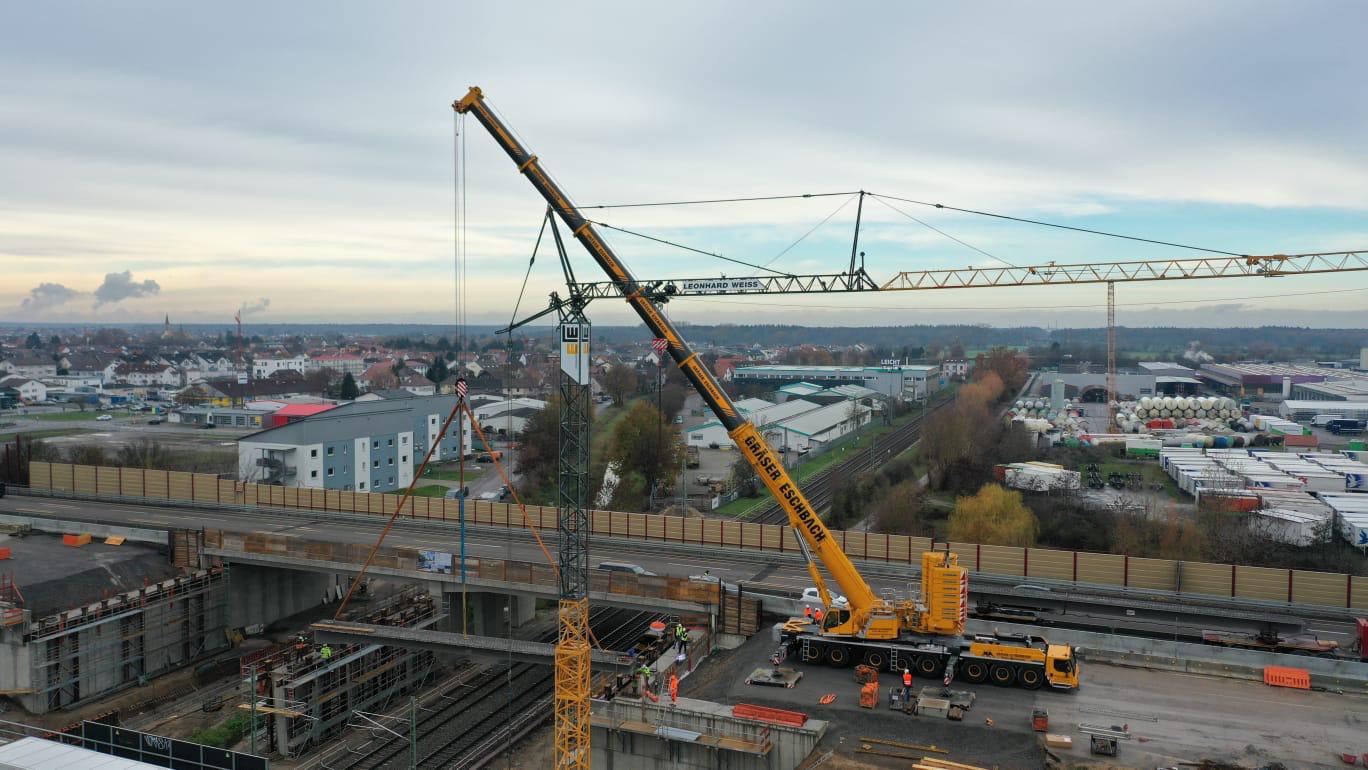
[3, 2, 1366, 328]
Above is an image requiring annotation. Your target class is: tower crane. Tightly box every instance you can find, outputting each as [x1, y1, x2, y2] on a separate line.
[452, 86, 1368, 770]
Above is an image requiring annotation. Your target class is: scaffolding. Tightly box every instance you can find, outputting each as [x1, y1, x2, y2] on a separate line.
[260, 588, 438, 757]
[3, 567, 231, 714]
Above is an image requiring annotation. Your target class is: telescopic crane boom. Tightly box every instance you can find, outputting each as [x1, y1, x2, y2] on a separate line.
[454, 87, 884, 627]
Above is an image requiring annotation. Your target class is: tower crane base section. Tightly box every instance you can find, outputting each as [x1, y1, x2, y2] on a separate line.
[745, 667, 804, 688]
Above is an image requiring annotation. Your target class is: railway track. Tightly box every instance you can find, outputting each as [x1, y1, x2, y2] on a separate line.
[747, 399, 949, 524]
[327, 606, 660, 770]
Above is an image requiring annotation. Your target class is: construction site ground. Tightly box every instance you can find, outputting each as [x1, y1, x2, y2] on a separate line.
[679, 624, 1368, 770]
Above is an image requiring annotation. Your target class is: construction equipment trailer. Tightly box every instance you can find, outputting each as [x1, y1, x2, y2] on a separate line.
[454, 86, 1078, 695]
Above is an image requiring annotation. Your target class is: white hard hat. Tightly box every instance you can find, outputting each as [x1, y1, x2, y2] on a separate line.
[903, 668, 909, 673]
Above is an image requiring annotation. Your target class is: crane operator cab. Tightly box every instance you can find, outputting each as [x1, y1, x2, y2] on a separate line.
[1046, 644, 1079, 689]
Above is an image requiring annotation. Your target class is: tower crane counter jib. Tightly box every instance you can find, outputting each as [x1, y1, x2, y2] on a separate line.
[454, 86, 1079, 693]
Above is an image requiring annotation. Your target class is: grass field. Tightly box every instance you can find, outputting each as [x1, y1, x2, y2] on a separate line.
[31, 411, 120, 422]
[424, 463, 486, 482]
[410, 484, 452, 498]
[0, 427, 92, 441]
[1079, 459, 1181, 499]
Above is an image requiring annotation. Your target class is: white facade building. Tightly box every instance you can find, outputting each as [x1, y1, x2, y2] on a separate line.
[252, 355, 309, 379]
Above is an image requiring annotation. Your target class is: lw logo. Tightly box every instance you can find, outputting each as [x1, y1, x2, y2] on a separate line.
[1358, 530, 1368, 546]
[561, 325, 582, 355]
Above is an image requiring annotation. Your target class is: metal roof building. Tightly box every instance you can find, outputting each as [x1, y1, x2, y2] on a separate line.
[734, 364, 937, 400]
[0, 737, 162, 769]
[237, 395, 472, 493]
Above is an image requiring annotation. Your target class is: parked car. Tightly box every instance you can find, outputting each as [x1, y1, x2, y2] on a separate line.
[597, 561, 656, 577]
[147, 418, 163, 425]
[478, 491, 501, 501]
[95, 414, 113, 421]
[801, 587, 848, 608]
[445, 486, 470, 500]
[199, 423, 217, 429]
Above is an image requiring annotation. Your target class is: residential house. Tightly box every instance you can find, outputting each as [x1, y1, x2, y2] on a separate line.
[0, 376, 48, 403]
[0, 351, 58, 379]
[113, 363, 182, 387]
[397, 372, 435, 396]
[64, 352, 123, 383]
[308, 353, 366, 377]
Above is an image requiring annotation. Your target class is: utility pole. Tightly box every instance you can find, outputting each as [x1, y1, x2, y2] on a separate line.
[409, 696, 418, 770]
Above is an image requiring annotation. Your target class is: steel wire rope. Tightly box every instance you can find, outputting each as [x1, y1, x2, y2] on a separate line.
[760, 193, 858, 269]
[586, 219, 793, 277]
[868, 192, 1248, 257]
[870, 194, 1018, 269]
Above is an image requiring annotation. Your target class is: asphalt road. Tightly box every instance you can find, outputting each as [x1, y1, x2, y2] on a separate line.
[701, 630, 1368, 769]
[2, 494, 1358, 645]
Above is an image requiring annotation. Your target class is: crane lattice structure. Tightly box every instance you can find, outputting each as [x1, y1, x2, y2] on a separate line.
[453, 85, 1368, 770]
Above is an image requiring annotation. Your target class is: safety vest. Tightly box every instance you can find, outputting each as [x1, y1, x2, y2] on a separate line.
[803, 606, 812, 618]
[814, 609, 824, 621]
[903, 671, 912, 687]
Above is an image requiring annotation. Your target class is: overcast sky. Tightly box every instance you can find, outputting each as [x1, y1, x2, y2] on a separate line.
[3, 2, 1366, 329]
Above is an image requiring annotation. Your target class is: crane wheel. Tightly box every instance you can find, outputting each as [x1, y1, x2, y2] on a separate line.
[961, 661, 988, 683]
[916, 656, 939, 676]
[990, 664, 1016, 687]
[1018, 667, 1044, 689]
[826, 646, 851, 667]
[801, 645, 821, 663]
[863, 650, 886, 668]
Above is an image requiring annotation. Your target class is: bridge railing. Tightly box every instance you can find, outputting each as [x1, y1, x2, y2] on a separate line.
[202, 528, 730, 609]
[27, 461, 1368, 612]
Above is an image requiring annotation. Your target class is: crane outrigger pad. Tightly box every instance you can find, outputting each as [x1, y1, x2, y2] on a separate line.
[745, 666, 804, 688]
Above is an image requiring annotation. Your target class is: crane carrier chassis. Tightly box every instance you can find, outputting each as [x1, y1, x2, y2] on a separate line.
[775, 624, 1077, 691]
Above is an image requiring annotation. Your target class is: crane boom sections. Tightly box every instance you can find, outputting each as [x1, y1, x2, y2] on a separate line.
[453, 87, 880, 615]
[881, 251, 1368, 291]
[568, 251, 1368, 301]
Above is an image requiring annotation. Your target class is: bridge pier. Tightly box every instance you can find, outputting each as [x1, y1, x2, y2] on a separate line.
[228, 564, 338, 631]
[450, 590, 538, 636]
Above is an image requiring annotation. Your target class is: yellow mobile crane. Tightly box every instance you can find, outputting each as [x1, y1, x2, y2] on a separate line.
[453, 87, 1368, 764]
[453, 86, 1081, 697]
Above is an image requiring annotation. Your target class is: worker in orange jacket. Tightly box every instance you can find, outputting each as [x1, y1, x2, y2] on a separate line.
[803, 605, 812, 622]
[901, 668, 913, 704]
[669, 673, 679, 704]
[813, 607, 824, 626]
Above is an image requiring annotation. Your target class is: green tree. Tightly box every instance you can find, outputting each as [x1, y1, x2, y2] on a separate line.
[24, 333, 41, 349]
[428, 356, 450, 384]
[607, 400, 684, 509]
[948, 483, 1038, 546]
[603, 364, 638, 405]
[114, 438, 172, 469]
[514, 395, 562, 501]
[67, 444, 108, 466]
[339, 373, 360, 400]
[870, 480, 925, 535]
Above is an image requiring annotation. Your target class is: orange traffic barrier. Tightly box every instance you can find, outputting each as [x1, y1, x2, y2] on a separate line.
[1263, 665, 1310, 689]
[62, 533, 91, 548]
[0, 547, 10, 560]
[732, 703, 808, 727]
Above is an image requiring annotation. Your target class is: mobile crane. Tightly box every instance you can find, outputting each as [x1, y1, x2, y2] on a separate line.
[453, 87, 1079, 700]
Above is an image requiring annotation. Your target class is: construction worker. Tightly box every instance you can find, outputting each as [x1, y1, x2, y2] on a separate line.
[669, 673, 679, 704]
[636, 663, 652, 697]
[813, 607, 824, 626]
[803, 605, 813, 622]
[901, 668, 913, 704]
[320, 644, 333, 661]
[675, 624, 689, 654]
